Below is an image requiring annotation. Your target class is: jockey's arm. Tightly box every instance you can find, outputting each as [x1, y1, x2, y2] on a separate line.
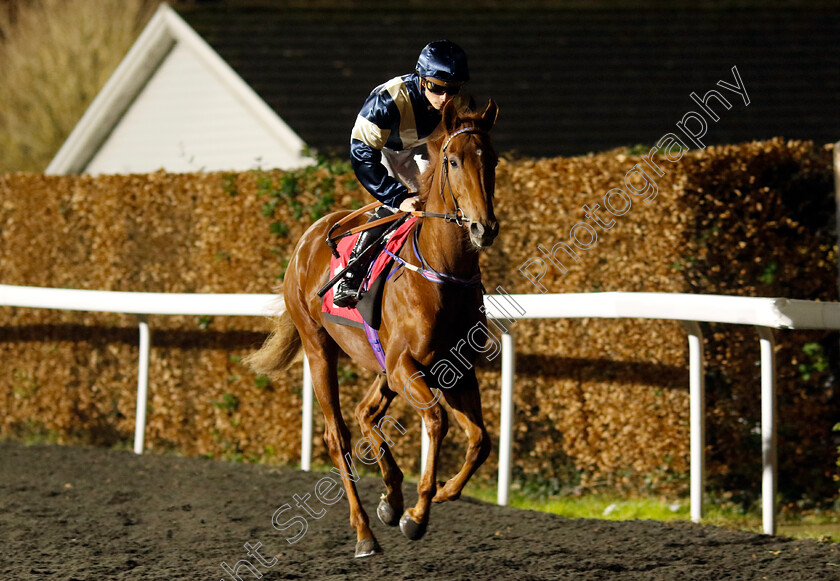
[349, 87, 413, 209]
[349, 139, 412, 209]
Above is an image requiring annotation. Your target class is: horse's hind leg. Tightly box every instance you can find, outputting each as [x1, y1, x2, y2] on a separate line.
[433, 372, 491, 503]
[354, 375, 404, 526]
[304, 336, 381, 557]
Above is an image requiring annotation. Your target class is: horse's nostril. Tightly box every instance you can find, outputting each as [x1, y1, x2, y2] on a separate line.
[470, 222, 485, 237]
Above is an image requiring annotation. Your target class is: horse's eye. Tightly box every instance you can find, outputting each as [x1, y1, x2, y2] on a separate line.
[449, 159, 458, 168]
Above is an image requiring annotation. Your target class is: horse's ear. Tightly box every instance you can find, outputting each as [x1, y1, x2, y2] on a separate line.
[442, 99, 459, 134]
[479, 99, 499, 132]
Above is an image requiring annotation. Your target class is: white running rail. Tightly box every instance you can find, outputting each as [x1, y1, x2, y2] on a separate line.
[3, 283, 840, 535]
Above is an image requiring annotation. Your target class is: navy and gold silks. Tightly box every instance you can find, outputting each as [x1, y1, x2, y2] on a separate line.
[350, 73, 464, 208]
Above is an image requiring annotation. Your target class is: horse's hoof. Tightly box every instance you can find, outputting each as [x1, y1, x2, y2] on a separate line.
[399, 511, 428, 541]
[354, 537, 382, 558]
[377, 498, 400, 527]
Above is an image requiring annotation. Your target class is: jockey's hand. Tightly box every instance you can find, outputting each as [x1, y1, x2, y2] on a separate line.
[398, 196, 422, 213]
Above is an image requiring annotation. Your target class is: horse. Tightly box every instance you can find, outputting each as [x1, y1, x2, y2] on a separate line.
[247, 99, 500, 557]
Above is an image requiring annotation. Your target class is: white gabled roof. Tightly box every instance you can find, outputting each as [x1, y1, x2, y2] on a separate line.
[47, 3, 309, 175]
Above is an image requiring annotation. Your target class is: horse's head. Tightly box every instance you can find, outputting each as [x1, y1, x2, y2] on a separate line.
[429, 99, 500, 249]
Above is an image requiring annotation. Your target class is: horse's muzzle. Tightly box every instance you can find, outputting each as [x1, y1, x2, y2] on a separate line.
[469, 220, 499, 248]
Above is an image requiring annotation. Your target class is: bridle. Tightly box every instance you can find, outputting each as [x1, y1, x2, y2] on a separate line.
[325, 125, 489, 248]
[322, 124, 492, 291]
[420, 125, 487, 227]
[403, 124, 490, 289]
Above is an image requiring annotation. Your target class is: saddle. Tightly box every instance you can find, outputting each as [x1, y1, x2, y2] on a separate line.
[321, 216, 418, 332]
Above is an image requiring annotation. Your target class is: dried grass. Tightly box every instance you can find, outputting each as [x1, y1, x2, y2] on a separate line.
[0, 0, 157, 172]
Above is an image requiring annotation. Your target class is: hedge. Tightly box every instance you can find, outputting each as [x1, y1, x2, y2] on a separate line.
[1, 139, 836, 502]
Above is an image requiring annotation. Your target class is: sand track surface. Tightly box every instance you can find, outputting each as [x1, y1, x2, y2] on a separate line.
[2, 441, 839, 580]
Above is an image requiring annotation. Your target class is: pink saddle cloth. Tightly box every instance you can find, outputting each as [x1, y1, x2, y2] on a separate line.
[321, 216, 417, 329]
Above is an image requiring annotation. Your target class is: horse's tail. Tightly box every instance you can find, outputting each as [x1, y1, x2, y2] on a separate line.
[245, 309, 303, 377]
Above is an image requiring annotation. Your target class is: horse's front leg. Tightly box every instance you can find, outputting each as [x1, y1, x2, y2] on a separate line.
[433, 372, 490, 503]
[354, 375, 404, 527]
[390, 353, 448, 540]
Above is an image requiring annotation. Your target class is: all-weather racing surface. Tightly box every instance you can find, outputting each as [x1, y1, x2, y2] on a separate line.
[2, 440, 839, 580]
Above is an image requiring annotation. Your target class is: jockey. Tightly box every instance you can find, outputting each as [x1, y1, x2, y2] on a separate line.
[333, 40, 471, 308]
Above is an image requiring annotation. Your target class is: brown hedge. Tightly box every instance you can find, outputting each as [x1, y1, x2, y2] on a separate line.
[0, 139, 836, 501]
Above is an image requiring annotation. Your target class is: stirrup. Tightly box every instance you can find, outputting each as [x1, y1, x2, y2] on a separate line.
[333, 276, 362, 308]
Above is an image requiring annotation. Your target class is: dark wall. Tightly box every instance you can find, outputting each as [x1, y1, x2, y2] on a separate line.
[180, 3, 840, 158]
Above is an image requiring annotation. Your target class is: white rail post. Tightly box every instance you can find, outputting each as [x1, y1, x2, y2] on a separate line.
[498, 332, 515, 506]
[681, 321, 706, 522]
[301, 354, 313, 471]
[758, 326, 777, 535]
[133, 316, 150, 455]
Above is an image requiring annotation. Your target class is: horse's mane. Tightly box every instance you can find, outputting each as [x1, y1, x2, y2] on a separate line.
[418, 129, 443, 202]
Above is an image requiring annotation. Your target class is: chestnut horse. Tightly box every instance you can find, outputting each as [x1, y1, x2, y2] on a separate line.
[248, 99, 499, 557]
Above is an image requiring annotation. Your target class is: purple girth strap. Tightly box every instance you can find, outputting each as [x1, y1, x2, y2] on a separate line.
[363, 320, 387, 373]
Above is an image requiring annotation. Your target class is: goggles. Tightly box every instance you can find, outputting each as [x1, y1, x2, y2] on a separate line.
[423, 78, 462, 96]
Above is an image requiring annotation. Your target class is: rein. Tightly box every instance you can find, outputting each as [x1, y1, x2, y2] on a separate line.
[326, 125, 484, 236]
[325, 125, 488, 288]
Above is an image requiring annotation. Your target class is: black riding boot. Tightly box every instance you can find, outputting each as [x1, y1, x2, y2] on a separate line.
[332, 207, 393, 308]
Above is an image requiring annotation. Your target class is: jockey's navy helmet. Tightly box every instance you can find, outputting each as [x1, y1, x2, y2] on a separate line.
[415, 40, 469, 84]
